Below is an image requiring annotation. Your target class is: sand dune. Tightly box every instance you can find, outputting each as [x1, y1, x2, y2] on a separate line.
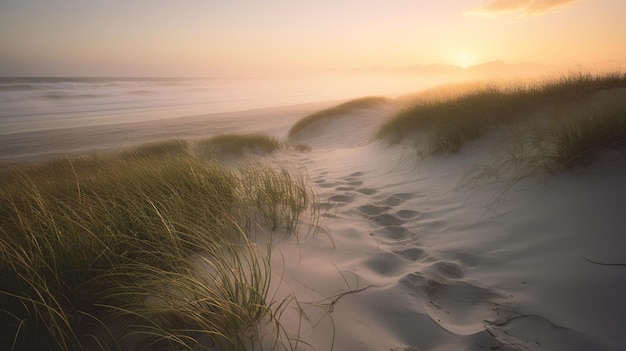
[2, 93, 625, 350]
[271, 142, 624, 350]
[263, 99, 626, 350]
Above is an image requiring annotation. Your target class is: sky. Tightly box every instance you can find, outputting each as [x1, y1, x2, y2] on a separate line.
[0, 0, 624, 77]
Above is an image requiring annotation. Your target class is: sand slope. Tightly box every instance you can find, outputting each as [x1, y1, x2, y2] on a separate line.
[269, 105, 626, 350]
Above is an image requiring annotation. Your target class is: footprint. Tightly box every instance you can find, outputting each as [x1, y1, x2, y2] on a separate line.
[394, 193, 416, 200]
[318, 202, 334, 211]
[426, 261, 464, 279]
[451, 252, 482, 267]
[347, 180, 364, 187]
[329, 194, 354, 203]
[395, 209, 420, 219]
[362, 252, 405, 276]
[379, 195, 405, 206]
[350, 171, 364, 177]
[356, 187, 378, 196]
[425, 280, 501, 331]
[401, 272, 501, 316]
[318, 182, 340, 188]
[357, 204, 391, 216]
[400, 272, 443, 298]
[370, 213, 405, 226]
[335, 186, 355, 191]
[394, 247, 426, 261]
[371, 226, 413, 242]
[399, 272, 425, 290]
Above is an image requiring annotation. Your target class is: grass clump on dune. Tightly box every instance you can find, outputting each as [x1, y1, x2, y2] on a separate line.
[0, 145, 314, 350]
[118, 138, 189, 158]
[196, 133, 283, 158]
[239, 164, 314, 233]
[375, 71, 626, 156]
[547, 96, 626, 170]
[288, 96, 388, 139]
[461, 96, 626, 207]
[287, 142, 312, 153]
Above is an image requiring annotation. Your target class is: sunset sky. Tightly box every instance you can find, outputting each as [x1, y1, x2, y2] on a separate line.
[1, 0, 624, 77]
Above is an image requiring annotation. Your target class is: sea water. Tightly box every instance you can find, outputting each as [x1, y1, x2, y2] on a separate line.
[0, 75, 443, 135]
[0, 77, 312, 134]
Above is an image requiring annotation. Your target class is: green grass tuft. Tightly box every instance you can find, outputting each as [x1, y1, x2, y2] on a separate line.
[288, 96, 388, 139]
[287, 142, 312, 152]
[0, 146, 314, 350]
[548, 97, 626, 170]
[458, 82, 626, 197]
[239, 163, 314, 233]
[375, 70, 626, 156]
[118, 139, 189, 159]
[196, 133, 283, 158]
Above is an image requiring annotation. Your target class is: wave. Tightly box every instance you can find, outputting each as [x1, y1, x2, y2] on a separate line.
[0, 77, 212, 94]
[0, 75, 441, 131]
[0, 84, 35, 92]
[43, 93, 111, 100]
[0, 77, 219, 120]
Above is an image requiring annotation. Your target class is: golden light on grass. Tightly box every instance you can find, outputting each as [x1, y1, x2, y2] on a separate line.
[375, 70, 626, 172]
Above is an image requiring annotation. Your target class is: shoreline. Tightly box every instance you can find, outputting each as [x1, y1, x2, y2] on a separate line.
[0, 100, 339, 164]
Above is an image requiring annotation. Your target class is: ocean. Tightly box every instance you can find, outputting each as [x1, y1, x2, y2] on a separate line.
[0, 75, 441, 135]
[0, 75, 447, 163]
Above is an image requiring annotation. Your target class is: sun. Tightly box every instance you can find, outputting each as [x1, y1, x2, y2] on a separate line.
[457, 51, 475, 68]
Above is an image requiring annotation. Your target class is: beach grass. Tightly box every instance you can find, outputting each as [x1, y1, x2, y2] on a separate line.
[287, 96, 388, 139]
[239, 164, 314, 233]
[374, 71, 626, 168]
[546, 95, 626, 170]
[374, 71, 626, 158]
[286, 143, 312, 153]
[118, 139, 190, 159]
[196, 133, 283, 158]
[0, 144, 314, 350]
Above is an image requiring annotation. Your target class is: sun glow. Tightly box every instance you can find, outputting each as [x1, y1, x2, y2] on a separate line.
[457, 51, 475, 68]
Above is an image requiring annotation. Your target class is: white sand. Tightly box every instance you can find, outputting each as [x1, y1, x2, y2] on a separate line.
[3, 102, 625, 350]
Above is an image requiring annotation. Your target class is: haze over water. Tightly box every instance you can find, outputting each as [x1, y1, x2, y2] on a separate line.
[0, 75, 448, 135]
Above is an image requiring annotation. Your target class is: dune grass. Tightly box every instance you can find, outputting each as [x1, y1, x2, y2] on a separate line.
[546, 96, 626, 170]
[458, 94, 626, 210]
[286, 143, 312, 153]
[0, 143, 315, 350]
[239, 164, 314, 233]
[287, 96, 388, 139]
[196, 133, 283, 158]
[375, 71, 626, 159]
[118, 139, 190, 159]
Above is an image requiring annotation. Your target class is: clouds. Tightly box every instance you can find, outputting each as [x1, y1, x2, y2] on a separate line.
[471, 0, 581, 16]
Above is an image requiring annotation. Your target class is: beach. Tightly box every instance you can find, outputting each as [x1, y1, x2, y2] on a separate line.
[0, 101, 337, 164]
[3, 0, 625, 348]
[0, 76, 441, 163]
[1, 76, 626, 350]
